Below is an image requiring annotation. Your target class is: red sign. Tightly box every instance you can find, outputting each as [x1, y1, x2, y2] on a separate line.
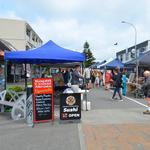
[33, 78, 53, 94]
[33, 78, 54, 123]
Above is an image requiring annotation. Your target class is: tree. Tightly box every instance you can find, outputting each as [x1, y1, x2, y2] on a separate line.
[83, 41, 95, 67]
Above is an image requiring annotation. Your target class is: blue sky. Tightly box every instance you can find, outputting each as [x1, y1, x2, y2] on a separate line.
[0, 0, 150, 61]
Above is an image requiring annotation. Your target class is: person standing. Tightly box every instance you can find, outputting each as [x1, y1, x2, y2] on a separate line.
[83, 68, 91, 89]
[91, 69, 96, 88]
[95, 73, 100, 88]
[122, 68, 127, 96]
[71, 65, 84, 86]
[64, 68, 71, 85]
[112, 68, 123, 101]
[142, 70, 150, 114]
[105, 70, 112, 90]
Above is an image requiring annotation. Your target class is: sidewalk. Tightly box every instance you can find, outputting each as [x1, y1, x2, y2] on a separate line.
[0, 88, 150, 150]
[80, 88, 150, 150]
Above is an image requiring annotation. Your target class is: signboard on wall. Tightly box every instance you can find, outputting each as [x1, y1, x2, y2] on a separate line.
[60, 93, 81, 120]
[32, 78, 54, 123]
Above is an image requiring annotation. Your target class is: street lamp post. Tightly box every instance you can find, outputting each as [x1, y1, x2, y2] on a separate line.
[121, 21, 138, 84]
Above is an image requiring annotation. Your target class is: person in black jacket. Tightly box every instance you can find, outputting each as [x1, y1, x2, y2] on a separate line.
[142, 70, 150, 114]
[112, 68, 123, 101]
[71, 65, 84, 86]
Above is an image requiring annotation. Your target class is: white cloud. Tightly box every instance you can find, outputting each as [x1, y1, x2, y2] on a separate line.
[31, 17, 110, 59]
[0, 11, 22, 20]
[1, 0, 150, 61]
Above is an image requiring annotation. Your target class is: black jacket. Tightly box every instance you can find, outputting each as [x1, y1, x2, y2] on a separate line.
[142, 76, 150, 97]
[112, 73, 122, 88]
[71, 70, 83, 85]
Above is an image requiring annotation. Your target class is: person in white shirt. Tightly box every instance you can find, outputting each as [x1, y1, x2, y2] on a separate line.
[83, 68, 91, 89]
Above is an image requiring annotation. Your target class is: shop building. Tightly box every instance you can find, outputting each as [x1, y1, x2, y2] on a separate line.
[0, 39, 17, 90]
[116, 40, 150, 63]
[0, 19, 43, 87]
[0, 18, 43, 50]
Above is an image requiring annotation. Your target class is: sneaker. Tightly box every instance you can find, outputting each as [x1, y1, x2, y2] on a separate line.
[119, 99, 123, 101]
[111, 97, 115, 100]
[143, 110, 150, 114]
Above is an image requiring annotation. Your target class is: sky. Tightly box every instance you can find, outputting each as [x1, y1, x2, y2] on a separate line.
[0, 0, 150, 61]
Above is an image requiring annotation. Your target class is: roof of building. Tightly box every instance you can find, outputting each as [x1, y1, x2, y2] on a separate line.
[0, 38, 17, 51]
[116, 40, 150, 56]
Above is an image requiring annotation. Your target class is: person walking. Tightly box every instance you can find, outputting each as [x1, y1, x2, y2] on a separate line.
[122, 68, 127, 96]
[112, 68, 123, 101]
[142, 70, 150, 114]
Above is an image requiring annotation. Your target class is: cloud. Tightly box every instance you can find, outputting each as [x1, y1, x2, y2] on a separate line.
[0, 11, 22, 20]
[0, 0, 150, 61]
[31, 17, 109, 58]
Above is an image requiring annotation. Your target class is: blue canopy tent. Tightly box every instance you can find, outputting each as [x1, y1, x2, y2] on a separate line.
[4, 40, 85, 63]
[90, 60, 106, 69]
[100, 58, 124, 69]
[4, 40, 85, 89]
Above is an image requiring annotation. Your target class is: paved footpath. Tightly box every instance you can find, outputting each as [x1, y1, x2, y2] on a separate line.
[80, 88, 150, 150]
[0, 112, 80, 150]
[0, 88, 150, 150]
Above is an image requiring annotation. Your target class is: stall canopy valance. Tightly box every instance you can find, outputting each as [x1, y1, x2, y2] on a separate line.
[4, 40, 85, 64]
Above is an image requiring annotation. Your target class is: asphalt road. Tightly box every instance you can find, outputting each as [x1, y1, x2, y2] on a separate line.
[87, 87, 147, 110]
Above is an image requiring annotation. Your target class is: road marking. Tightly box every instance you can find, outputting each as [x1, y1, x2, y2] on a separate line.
[124, 96, 148, 108]
[110, 89, 148, 108]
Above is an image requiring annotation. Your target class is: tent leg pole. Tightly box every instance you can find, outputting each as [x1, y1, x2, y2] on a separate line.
[82, 62, 88, 111]
[4, 61, 7, 90]
[14, 64, 16, 83]
[25, 64, 27, 90]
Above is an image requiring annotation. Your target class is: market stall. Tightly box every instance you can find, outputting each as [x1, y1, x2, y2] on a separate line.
[4, 40, 85, 122]
[5, 40, 85, 85]
[99, 58, 124, 69]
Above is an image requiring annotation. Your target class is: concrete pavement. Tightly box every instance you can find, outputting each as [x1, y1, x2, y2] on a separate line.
[0, 87, 150, 150]
[80, 87, 150, 150]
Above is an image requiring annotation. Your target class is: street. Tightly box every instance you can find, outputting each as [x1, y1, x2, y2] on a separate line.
[0, 87, 150, 150]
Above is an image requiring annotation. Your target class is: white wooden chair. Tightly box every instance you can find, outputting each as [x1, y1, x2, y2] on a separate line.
[0, 90, 7, 112]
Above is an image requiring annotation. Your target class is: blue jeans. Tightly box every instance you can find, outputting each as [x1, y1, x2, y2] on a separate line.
[112, 87, 122, 99]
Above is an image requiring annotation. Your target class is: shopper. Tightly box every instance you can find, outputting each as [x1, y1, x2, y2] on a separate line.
[105, 70, 112, 90]
[142, 70, 150, 114]
[91, 69, 96, 88]
[84, 68, 91, 89]
[112, 68, 123, 101]
[71, 65, 84, 86]
[122, 68, 127, 96]
[95, 73, 100, 88]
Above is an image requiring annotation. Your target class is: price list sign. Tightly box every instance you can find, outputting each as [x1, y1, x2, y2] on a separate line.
[32, 78, 54, 123]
